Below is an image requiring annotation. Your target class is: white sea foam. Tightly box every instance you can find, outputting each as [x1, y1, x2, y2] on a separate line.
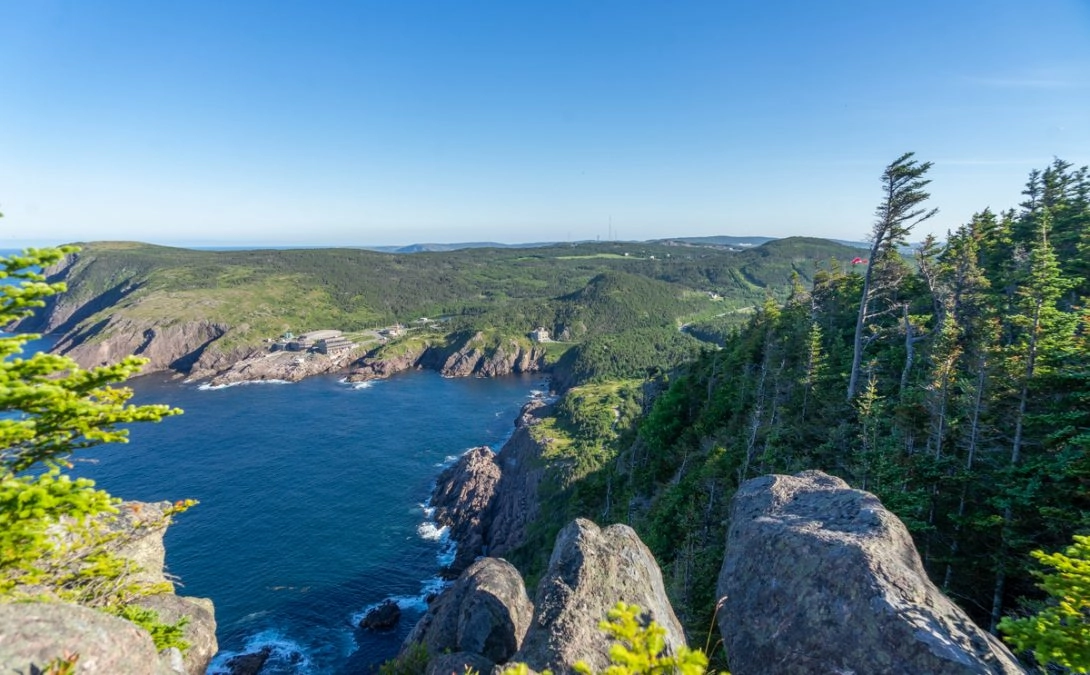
[416, 521, 448, 542]
[207, 628, 312, 674]
[352, 381, 375, 390]
[197, 379, 292, 391]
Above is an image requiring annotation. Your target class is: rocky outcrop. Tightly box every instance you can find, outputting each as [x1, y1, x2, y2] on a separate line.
[348, 333, 547, 384]
[50, 314, 231, 375]
[432, 447, 503, 574]
[513, 519, 686, 674]
[404, 557, 534, 668]
[427, 400, 550, 574]
[346, 340, 433, 381]
[197, 347, 361, 386]
[717, 471, 1026, 675]
[434, 332, 547, 378]
[0, 602, 170, 675]
[486, 400, 550, 558]
[1, 501, 218, 675]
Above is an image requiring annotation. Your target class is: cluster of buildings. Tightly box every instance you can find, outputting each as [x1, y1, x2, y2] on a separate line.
[269, 330, 355, 355]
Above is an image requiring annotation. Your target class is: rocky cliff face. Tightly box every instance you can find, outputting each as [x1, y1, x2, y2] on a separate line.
[349, 332, 547, 384]
[50, 315, 232, 375]
[431, 447, 503, 575]
[428, 400, 550, 574]
[717, 471, 1025, 675]
[486, 400, 550, 558]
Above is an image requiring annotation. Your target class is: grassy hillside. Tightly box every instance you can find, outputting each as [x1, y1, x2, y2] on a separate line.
[34, 237, 862, 383]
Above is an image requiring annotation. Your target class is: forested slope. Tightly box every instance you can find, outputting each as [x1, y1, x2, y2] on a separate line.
[508, 158, 1089, 640]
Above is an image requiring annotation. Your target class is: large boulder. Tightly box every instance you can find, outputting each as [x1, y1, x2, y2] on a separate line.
[0, 602, 169, 675]
[404, 557, 534, 665]
[513, 519, 686, 674]
[717, 471, 1026, 675]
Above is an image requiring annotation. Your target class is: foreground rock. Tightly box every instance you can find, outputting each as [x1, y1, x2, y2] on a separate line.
[404, 557, 534, 668]
[0, 602, 170, 675]
[513, 519, 686, 674]
[115, 501, 219, 675]
[717, 471, 1025, 675]
[0, 501, 217, 675]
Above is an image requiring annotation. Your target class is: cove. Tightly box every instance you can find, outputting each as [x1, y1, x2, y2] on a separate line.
[72, 370, 542, 673]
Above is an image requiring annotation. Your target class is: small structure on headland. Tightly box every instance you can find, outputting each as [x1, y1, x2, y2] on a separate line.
[379, 324, 404, 339]
[269, 329, 354, 355]
[317, 336, 354, 355]
[530, 327, 551, 343]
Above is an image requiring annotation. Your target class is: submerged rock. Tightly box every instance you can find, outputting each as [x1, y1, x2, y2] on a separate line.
[717, 470, 1026, 675]
[513, 519, 686, 674]
[404, 557, 533, 665]
[360, 599, 402, 631]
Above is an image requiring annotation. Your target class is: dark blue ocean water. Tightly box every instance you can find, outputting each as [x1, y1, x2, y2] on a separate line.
[67, 371, 543, 673]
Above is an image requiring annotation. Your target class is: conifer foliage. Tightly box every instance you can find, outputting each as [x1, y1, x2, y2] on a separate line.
[587, 157, 1088, 659]
[0, 245, 190, 650]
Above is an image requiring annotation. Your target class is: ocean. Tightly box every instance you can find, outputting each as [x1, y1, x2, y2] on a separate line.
[65, 370, 542, 673]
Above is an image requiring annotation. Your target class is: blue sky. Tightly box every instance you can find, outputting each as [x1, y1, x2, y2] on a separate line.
[1, 1, 1088, 247]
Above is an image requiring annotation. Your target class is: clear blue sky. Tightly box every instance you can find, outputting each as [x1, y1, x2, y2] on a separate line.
[2, 1, 1088, 247]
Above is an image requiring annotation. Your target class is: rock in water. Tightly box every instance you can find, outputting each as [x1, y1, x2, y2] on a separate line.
[360, 599, 402, 630]
[513, 519, 687, 674]
[224, 646, 272, 675]
[717, 470, 1026, 675]
[403, 557, 533, 665]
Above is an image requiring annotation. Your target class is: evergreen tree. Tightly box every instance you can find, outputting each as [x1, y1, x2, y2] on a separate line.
[847, 152, 938, 399]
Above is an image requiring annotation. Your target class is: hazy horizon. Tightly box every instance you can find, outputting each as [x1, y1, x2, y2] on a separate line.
[3, 1, 1088, 247]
